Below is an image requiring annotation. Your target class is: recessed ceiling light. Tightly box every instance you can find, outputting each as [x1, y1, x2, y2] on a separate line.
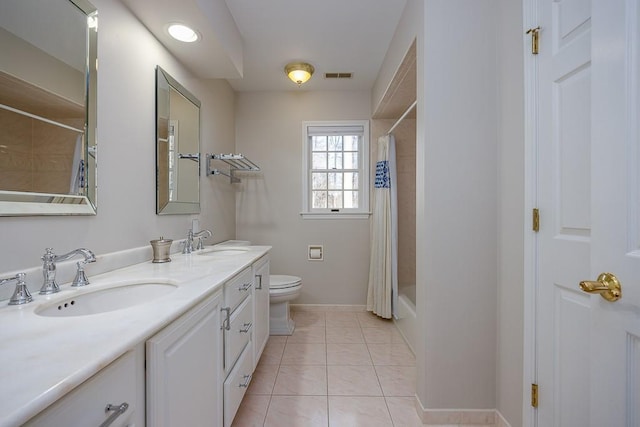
[167, 24, 199, 43]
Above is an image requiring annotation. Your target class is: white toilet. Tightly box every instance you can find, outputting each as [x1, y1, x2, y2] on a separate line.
[269, 275, 302, 335]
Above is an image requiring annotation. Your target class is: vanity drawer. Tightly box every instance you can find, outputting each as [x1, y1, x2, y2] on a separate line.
[224, 267, 252, 312]
[25, 347, 144, 427]
[224, 294, 253, 371]
[223, 342, 253, 427]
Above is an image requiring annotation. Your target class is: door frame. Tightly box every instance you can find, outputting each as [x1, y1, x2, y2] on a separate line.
[522, 0, 539, 426]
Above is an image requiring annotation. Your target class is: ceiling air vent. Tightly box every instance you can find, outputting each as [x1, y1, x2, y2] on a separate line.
[325, 72, 353, 79]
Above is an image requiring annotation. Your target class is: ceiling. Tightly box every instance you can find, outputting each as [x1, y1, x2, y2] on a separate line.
[120, 0, 408, 92]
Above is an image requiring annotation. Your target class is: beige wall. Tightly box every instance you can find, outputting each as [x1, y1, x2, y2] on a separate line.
[496, 0, 525, 424]
[0, 0, 237, 285]
[234, 90, 372, 304]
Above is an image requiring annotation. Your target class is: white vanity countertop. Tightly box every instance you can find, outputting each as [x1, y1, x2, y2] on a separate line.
[0, 245, 270, 427]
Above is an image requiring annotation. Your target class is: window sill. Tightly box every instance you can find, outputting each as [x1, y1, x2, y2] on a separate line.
[300, 212, 371, 220]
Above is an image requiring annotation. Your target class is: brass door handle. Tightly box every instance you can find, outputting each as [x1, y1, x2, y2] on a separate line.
[579, 272, 622, 302]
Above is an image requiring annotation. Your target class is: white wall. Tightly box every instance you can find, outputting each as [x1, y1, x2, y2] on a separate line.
[0, 0, 237, 291]
[376, 0, 501, 414]
[234, 91, 372, 304]
[496, 0, 525, 425]
[417, 0, 498, 410]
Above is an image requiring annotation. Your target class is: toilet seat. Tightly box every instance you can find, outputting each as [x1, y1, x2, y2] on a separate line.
[270, 275, 302, 290]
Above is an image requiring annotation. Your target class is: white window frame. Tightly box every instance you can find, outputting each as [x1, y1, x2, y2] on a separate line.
[301, 120, 370, 219]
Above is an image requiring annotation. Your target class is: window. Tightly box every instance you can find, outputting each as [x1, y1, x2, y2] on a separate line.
[301, 121, 370, 219]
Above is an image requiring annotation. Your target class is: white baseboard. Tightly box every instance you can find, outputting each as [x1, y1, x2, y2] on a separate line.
[495, 410, 513, 427]
[290, 303, 367, 312]
[414, 396, 510, 425]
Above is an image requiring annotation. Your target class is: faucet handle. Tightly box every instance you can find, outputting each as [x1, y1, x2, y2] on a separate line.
[0, 273, 33, 305]
[71, 258, 95, 287]
[196, 236, 205, 250]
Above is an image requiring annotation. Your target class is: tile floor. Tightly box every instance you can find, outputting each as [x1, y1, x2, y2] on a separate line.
[230, 309, 425, 427]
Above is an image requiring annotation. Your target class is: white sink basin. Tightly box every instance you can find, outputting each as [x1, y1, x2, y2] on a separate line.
[35, 282, 178, 317]
[198, 247, 250, 256]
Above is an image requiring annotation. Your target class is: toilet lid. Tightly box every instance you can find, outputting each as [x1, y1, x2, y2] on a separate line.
[270, 275, 302, 289]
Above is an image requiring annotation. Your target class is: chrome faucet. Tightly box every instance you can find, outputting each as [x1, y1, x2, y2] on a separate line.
[194, 229, 212, 250]
[40, 248, 96, 294]
[182, 230, 195, 254]
[0, 273, 32, 305]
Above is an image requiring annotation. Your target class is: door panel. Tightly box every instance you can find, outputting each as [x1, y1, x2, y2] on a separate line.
[535, 0, 640, 425]
[590, 0, 640, 425]
[537, 0, 592, 425]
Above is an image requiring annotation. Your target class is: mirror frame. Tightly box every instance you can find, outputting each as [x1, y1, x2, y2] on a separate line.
[0, 0, 98, 216]
[155, 66, 201, 215]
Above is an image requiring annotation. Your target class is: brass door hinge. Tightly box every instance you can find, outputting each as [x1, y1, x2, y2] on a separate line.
[532, 208, 540, 232]
[531, 383, 539, 408]
[526, 27, 541, 54]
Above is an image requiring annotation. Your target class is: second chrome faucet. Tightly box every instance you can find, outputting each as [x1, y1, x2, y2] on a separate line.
[40, 248, 96, 295]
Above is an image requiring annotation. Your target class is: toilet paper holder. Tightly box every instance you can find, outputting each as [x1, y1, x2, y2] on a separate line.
[308, 245, 323, 261]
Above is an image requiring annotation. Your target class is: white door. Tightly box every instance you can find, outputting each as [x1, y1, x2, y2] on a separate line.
[534, 0, 640, 425]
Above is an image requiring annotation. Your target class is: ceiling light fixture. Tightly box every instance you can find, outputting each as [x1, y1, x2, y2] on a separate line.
[285, 62, 315, 86]
[167, 24, 199, 43]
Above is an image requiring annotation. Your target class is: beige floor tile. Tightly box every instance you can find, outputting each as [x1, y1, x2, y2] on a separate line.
[281, 343, 327, 365]
[231, 394, 270, 427]
[328, 396, 393, 426]
[286, 325, 326, 343]
[273, 365, 327, 395]
[375, 366, 416, 396]
[266, 335, 288, 344]
[264, 395, 328, 427]
[247, 363, 279, 395]
[327, 365, 383, 396]
[292, 311, 326, 327]
[367, 342, 416, 366]
[259, 340, 286, 365]
[325, 311, 359, 328]
[356, 312, 394, 328]
[326, 326, 365, 344]
[385, 397, 424, 427]
[327, 343, 372, 365]
[361, 326, 404, 344]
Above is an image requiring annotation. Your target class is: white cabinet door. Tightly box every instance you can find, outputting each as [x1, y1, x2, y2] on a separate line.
[147, 291, 223, 427]
[25, 346, 145, 427]
[252, 256, 270, 368]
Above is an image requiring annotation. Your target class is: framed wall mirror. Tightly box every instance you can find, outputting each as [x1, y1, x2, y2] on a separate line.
[0, 0, 98, 216]
[156, 66, 201, 215]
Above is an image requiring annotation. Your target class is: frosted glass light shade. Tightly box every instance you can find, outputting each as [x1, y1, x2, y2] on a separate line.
[167, 24, 199, 42]
[285, 62, 315, 85]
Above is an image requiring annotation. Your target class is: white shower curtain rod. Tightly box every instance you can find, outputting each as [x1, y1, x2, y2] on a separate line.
[386, 100, 417, 135]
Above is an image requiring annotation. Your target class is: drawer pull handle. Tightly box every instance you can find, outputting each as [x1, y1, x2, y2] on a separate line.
[221, 307, 231, 331]
[255, 274, 263, 290]
[239, 374, 252, 388]
[238, 282, 252, 292]
[100, 402, 129, 427]
[239, 322, 252, 333]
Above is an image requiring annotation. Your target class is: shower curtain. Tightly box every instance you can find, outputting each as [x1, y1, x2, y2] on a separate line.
[366, 134, 398, 319]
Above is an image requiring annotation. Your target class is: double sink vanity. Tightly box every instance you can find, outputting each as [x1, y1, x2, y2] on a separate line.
[0, 243, 270, 427]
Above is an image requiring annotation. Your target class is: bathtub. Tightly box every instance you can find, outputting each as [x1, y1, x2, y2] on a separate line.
[394, 284, 417, 354]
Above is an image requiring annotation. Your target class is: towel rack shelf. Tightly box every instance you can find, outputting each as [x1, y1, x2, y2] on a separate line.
[206, 153, 260, 183]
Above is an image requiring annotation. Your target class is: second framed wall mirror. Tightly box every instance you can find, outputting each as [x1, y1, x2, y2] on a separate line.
[156, 66, 201, 215]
